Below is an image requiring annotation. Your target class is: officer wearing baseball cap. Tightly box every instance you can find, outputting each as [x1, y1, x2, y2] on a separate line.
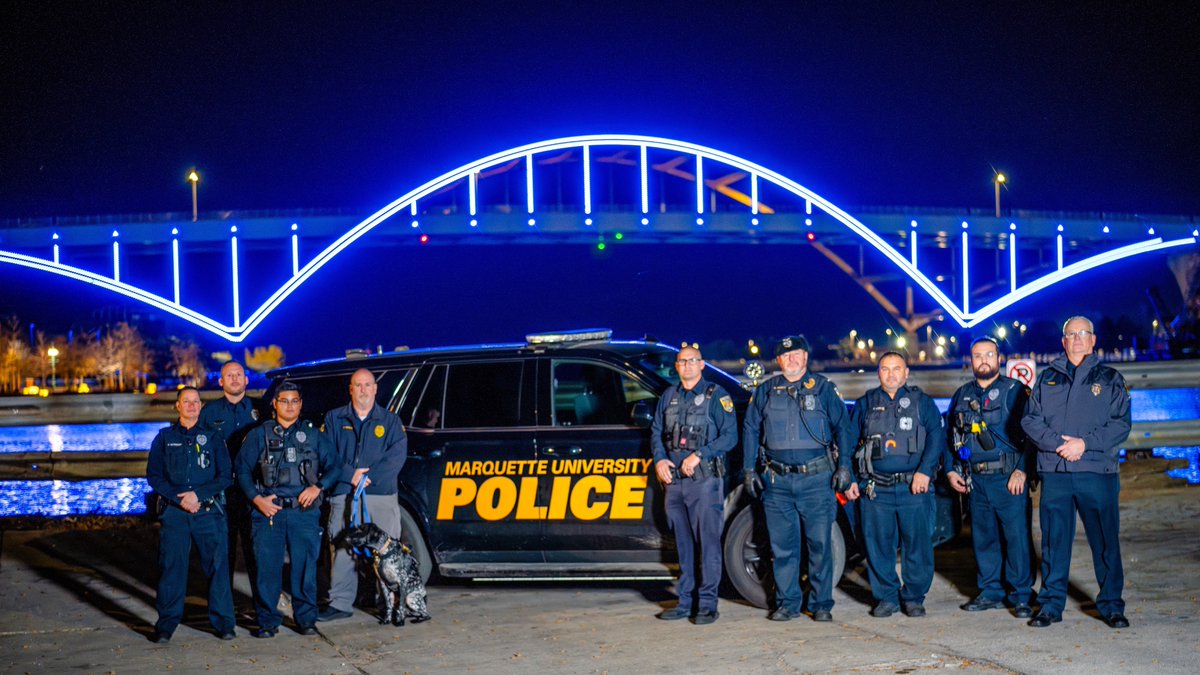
[742, 335, 854, 622]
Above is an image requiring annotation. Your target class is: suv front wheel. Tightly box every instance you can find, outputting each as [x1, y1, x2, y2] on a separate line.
[722, 505, 846, 609]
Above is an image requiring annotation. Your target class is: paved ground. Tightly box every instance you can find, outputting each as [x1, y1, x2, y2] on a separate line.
[1, 459, 1197, 674]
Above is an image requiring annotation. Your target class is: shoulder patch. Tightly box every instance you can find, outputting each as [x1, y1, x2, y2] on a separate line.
[720, 396, 734, 413]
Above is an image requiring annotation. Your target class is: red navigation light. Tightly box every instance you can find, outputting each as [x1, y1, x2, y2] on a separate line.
[419, 235, 429, 244]
[806, 231, 816, 241]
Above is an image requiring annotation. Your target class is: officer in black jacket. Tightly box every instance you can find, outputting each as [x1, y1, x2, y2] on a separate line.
[146, 386, 235, 643]
[196, 360, 259, 602]
[849, 351, 946, 618]
[651, 345, 737, 625]
[237, 382, 341, 638]
[320, 368, 409, 622]
[1021, 316, 1132, 629]
[743, 335, 855, 623]
[944, 337, 1034, 618]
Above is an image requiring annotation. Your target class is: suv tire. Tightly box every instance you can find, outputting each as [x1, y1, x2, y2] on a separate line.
[722, 505, 846, 610]
[399, 506, 434, 583]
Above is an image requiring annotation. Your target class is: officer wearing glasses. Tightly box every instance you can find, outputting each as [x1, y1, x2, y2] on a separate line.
[742, 335, 854, 622]
[944, 337, 1034, 618]
[146, 386, 235, 643]
[651, 344, 737, 625]
[1021, 316, 1131, 629]
[237, 382, 340, 638]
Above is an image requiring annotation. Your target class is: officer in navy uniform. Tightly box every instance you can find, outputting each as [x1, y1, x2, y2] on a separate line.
[196, 360, 259, 602]
[742, 335, 855, 623]
[944, 337, 1034, 618]
[237, 381, 341, 638]
[146, 386, 235, 643]
[651, 344, 737, 625]
[849, 350, 946, 618]
[320, 368, 409, 622]
[1021, 315, 1131, 629]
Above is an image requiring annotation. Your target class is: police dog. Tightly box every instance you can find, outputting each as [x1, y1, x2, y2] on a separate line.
[342, 523, 431, 626]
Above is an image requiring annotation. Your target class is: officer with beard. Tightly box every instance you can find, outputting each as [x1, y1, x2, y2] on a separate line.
[944, 337, 1034, 618]
[743, 335, 855, 622]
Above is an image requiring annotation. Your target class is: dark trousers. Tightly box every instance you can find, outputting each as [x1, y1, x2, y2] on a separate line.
[665, 476, 723, 612]
[762, 470, 837, 612]
[861, 483, 934, 607]
[251, 506, 322, 629]
[226, 489, 257, 604]
[156, 507, 235, 636]
[1037, 472, 1124, 617]
[969, 472, 1033, 604]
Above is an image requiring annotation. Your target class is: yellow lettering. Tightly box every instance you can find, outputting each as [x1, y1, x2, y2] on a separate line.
[548, 476, 571, 519]
[471, 461, 483, 476]
[537, 460, 548, 475]
[436, 478, 477, 519]
[475, 476, 517, 521]
[569, 475, 611, 521]
[610, 475, 647, 519]
[514, 476, 547, 519]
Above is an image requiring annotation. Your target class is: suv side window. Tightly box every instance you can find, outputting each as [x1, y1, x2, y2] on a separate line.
[402, 365, 447, 429]
[551, 360, 657, 427]
[443, 362, 524, 429]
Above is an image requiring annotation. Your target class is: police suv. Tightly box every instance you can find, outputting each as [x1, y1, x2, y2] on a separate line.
[263, 329, 853, 608]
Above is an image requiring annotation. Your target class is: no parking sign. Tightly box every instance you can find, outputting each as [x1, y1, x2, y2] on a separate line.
[1007, 359, 1037, 387]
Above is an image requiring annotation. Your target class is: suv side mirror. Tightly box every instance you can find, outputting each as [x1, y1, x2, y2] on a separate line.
[630, 400, 654, 428]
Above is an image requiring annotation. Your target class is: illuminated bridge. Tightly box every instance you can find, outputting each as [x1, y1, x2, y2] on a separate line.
[1, 134, 1196, 342]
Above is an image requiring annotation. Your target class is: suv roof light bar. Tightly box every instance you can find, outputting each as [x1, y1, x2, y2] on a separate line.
[525, 328, 613, 345]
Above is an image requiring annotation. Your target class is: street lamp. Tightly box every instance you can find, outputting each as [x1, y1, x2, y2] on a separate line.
[994, 172, 1007, 217]
[188, 170, 200, 222]
[47, 346, 59, 392]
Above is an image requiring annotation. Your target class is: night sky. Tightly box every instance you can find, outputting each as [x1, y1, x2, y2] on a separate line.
[2, 3, 1198, 361]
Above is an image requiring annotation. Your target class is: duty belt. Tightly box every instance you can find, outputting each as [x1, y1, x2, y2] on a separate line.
[274, 496, 307, 509]
[866, 470, 915, 487]
[971, 455, 1017, 475]
[765, 455, 832, 476]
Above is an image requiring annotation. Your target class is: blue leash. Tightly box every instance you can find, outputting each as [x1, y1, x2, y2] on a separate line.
[349, 480, 372, 558]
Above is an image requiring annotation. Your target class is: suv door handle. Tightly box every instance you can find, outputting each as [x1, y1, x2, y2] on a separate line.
[543, 446, 582, 455]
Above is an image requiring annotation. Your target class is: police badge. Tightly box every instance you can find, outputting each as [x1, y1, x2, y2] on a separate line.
[1091, 383, 1102, 396]
[899, 397, 911, 409]
[694, 394, 705, 405]
[296, 431, 307, 443]
[988, 389, 999, 401]
[720, 396, 734, 413]
[375, 424, 386, 438]
[197, 434, 208, 446]
[251, 409, 260, 421]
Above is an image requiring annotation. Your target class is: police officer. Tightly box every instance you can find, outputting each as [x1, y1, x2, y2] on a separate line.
[1021, 316, 1131, 629]
[146, 386, 235, 643]
[196, 360, 259, 602]
[743, 335, 854, 622]
[651, 345, 737, 625]
[320, 368, 408, 622]
[944, 337, 1034, 618]
[849, 350, 946, 618]
[237, 382, 341, 638]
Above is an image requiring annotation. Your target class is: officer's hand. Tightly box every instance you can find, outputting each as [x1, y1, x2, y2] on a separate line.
[655, 459, 675, 485]
[254, 494, 281, 517]
[298, 485, 322, 508]
[351, 468, 370, 487]
[843, 482, 861, 501]
[1056, 435, 1086, 462]
[911, 472, 931, 494]
[1008, 469, 1027, 495]
[680, 453, 701, 477]
[832, 467, 853, 492]
[743, 470, 762, 499]
[946, 471, 969, 494]
[176, 491, 200, 513]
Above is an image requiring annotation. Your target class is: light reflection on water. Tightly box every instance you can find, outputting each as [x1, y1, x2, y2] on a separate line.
[0, 422, 164, 453]
[0, 478, 151, 517]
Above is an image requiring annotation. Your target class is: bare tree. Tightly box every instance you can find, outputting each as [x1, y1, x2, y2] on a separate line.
[168, 338, 207, 388]
[1, 316, 30, 393]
